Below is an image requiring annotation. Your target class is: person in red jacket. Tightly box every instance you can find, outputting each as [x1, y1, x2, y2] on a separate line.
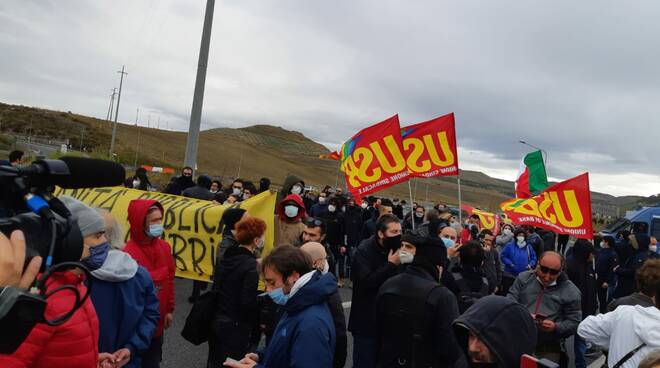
[124, 199, 175, 368]
[0, 195, 114, 368]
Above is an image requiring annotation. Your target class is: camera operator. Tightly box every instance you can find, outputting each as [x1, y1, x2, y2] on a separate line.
[0, 197, 114, 368]
[0, 230, 42, 289]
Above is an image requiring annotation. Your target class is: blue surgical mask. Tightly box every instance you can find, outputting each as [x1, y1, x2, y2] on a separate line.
[267, 288, 289, 306]
[442, 237, 455, 248]
[82, 242, 110, 271]
[148, 223, 164, 238]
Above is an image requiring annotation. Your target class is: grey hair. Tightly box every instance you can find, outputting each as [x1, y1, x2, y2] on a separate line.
[96, 208, 125, 250]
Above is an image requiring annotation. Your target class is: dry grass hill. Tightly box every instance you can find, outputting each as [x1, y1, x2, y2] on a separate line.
[1, 102, 656, 213]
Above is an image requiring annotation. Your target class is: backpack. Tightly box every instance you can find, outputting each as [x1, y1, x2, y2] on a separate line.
[452, 272, 489, 313]
[378, 278, 439, 367]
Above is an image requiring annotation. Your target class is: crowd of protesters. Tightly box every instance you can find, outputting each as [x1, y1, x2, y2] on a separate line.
[2, 162, 660, 368]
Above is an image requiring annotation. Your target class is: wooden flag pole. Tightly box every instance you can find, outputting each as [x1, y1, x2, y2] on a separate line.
[408, 180, 415, 230]
[457, 173, 463, 225]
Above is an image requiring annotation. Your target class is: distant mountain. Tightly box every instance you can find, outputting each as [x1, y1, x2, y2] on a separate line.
[0, 101, 656, 214]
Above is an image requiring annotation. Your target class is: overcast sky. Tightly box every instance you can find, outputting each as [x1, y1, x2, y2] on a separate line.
[2, 1, 659, 197]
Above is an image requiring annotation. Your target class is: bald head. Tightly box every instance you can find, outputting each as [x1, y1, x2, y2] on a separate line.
[536, 251, 563, 286]
[539, 251, 563, 268]
[300, 242, 328, 273]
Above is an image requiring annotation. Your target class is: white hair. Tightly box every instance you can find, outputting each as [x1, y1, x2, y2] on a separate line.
[96, 208, 125, 250]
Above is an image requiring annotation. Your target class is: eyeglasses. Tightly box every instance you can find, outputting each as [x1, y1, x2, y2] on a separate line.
[539, 265, 561, 276]
[305, 218, 324, 227]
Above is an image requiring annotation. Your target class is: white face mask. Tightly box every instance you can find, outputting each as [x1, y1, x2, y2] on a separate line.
[650, 245, 658, 253]
[600, 241, 606, 248]
[328, 205, 336, 213]
[284, 205, 299, 218]
[516, 236, 526, 247]
[503, 228, 512, 236]
[291, 185, 302, 195]
[232, 187, 242, 195]
[399, 250, 414, 264]
[132, 179, 140, 188]
[415, 212, 424, 218]
[318, 197, 327, 204]
[361, 203, 368, 209]
[256, 236, 265, 250]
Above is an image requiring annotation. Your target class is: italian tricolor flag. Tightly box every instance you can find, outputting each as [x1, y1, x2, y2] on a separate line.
[515, 150, 548, 198]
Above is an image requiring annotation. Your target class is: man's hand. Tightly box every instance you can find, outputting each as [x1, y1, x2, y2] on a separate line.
[539, 319, 556, 332]
[245, 353, 259, 362]
[446, 243, 463, 259]
[601, 282, 608, 289]
[0, 230, 42, 289]
[98, 352, 116, 368]
[388, 249, 401, 265]
[164, 313, 174, 329]
[224, 355, 258, 368]
[113, 348, 131, 367]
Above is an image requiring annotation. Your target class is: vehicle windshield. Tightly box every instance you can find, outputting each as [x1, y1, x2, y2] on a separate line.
[602, 217, 630, 235]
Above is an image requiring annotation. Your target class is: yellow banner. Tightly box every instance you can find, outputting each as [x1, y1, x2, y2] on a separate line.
[54, 187, 276, 282]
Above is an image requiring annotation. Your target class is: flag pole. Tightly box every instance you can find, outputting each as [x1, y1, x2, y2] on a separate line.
[457, 172, 463, 225]
[408, 180, 415, 230]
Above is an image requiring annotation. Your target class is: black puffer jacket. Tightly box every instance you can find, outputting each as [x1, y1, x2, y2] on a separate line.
[212, 246, 258, 324]
[349, 236, 399, 337]
[453, 295, 538, 368]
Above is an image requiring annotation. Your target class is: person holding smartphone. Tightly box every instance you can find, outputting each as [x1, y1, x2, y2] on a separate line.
[507, 251, 582, 367]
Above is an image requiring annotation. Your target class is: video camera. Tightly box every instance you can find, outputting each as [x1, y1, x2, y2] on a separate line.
[0, 156, 125, 354]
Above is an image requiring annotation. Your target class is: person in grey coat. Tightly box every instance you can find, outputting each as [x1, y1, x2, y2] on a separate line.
[507, 251, 582, 367]
[495, 223, 514, 252]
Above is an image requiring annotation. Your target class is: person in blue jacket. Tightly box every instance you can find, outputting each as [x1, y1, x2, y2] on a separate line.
[225, 245, 336, 368]
[500, 228, 537, 294]
[91, 209, 160, 368]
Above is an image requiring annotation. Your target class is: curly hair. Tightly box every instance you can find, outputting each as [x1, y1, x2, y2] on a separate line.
[234, 216, 266, 245]
[637, 259, 660, 298]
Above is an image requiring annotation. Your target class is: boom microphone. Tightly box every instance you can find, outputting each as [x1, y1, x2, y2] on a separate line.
[12, 156, 126, 189]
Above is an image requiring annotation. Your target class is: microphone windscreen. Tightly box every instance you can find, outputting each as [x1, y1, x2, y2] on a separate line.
[56, 157, 126, 189]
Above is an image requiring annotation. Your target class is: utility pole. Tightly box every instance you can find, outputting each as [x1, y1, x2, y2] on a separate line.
[134, 108, 141, 168]
[183, 0, 216, 172]
[109, 65, 127, 156]
[157, 116, 160, 130]
[80, 127, 84, 152]
[106, 88, 117, 121]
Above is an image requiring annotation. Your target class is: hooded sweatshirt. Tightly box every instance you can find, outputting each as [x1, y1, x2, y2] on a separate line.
[274, 194, 307, 247]
[90, 250, 160, 368]
[257, 271, 337, 368]
[578, 305, 660, 368]
[453, 295, 538, 368]
[124, 199, 176, 338]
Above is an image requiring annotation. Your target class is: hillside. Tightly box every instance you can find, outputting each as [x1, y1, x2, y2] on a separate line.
[1, 101, 656, 213]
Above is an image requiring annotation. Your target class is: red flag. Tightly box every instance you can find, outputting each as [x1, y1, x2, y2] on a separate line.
[501, 173, 593, 238]
[319, 151, 341, 160]
[461, 204, 501, 236]
[401, 113, 459, 178]
[340, 115, 410, 199]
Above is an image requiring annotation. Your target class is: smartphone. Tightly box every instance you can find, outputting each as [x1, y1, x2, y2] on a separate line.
[520, 354, 559, 368]
[224, 357, 239, 365]
[534, 313, 548, 323]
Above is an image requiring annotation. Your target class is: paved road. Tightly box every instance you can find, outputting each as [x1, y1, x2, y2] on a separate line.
[161, 278, 602, 368]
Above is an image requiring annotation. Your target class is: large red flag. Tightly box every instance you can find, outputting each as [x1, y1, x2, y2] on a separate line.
[401, 113, 459, 178]
[501, 173, 593, 238]
[340, 115, 410, 199]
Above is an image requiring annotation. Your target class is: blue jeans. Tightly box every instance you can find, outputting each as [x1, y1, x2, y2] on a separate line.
[574, 334, 587, 368]
[353, 335, 379, 368]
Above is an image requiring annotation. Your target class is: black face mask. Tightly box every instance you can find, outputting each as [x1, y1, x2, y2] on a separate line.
[382, 234, 402, 252]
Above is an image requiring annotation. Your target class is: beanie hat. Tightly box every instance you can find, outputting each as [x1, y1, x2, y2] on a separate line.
[60, 196, 106, 237]
[222, 208, 247, 232]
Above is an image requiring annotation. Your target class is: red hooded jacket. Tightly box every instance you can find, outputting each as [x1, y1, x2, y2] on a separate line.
[123, 199, 175, 338]
[0, 271, 99, 368]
